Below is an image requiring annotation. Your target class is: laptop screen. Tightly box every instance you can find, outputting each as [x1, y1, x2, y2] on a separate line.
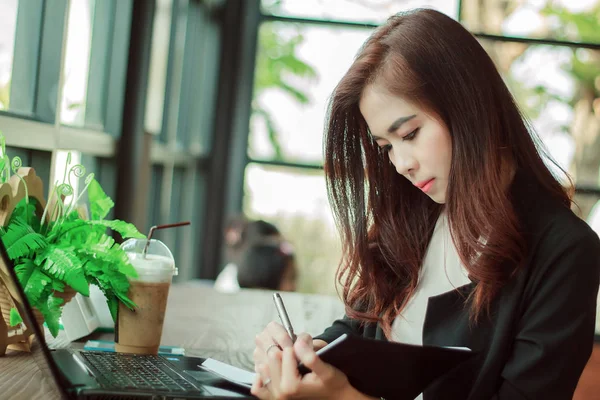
[0, 239, 71, 398]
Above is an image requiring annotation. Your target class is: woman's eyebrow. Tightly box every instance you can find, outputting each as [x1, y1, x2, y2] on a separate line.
[387, 114, 417, 133]
[370, 114, 417, 141]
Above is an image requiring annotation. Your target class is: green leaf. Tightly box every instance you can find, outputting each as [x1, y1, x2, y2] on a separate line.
[78, 242, 138, 279]
[51, 219, 144, 242]
[88, 220, 144, 239]
[252, 107, 284, 160]
[14, 260, 36, 288]
[116, 259, 138, 278]
[46, 219, 87, 241]
[24, 269, 52, 306]
[250, 23, 317, 159]
[89, 267, 135, 311]
[106, 294, 118, 321]
[0, 216, 48, 259]
[541, 5, 600, 43]
[91, 281, 123, 321]
[9, 308, 23, 326]
[7, 232, 48, 259]
[87, 179, 114, 220]
[11, 198, 39, 226]
[37, 246, 89, 296]
[38, 295, 64, 338]
[51, 279, 65, 292]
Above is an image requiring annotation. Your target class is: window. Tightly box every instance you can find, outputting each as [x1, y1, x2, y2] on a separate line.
[0, 0, 132, 230]
[261, 0, 459, 23]
[243, 163, 341, 294]
[61, 0, 95, 126]
[145, 0, 173, 136]
[249, 22, 372, 164]
[479, 41, 600, 191]
[0, 0, 18, 111]
[0, 0, 220, 287]
[247, 17, 379, 294]
[462, 0, 600, 44]
[144, 0, 221, 281]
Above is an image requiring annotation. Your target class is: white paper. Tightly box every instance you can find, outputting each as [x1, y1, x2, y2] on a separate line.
[200, 358, 256, 388]
[443, 346, 472, 351]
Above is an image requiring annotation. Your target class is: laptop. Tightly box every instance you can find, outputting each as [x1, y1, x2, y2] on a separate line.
[0, 239, 255, 399]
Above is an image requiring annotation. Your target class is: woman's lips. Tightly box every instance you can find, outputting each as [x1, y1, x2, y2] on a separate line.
[416, 178, 435, 193]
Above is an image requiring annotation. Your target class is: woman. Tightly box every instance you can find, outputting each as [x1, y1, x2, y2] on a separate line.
[238, 241, 298, 292]
[214, 219, 282, 293]
[251, 8, 600, 400]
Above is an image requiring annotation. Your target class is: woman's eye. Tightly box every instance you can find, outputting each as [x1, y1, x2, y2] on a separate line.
[403, 128, 420, 141]
[381, 144, 393, 153]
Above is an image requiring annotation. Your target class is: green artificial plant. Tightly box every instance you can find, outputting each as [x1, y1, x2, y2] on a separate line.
[0, 134, 145, 337]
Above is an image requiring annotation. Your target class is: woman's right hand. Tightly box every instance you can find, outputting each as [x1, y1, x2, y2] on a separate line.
[253, 321, 297, 368]
[312, 339, 328, 351]
[253, 322, 328, 368]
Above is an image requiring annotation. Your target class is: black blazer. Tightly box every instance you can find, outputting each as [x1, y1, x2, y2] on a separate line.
[315, 171, 600, 400]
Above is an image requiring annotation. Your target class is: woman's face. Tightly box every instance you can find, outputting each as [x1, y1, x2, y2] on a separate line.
[359, 83, 452, 204]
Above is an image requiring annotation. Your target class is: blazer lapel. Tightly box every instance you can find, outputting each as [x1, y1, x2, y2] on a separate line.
[422, 282, 492, 350]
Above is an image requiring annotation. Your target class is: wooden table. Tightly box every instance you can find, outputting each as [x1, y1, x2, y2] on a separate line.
[0, 282, 345, 399]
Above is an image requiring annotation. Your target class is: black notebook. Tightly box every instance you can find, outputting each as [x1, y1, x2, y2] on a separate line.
[299, 333, 475, 400]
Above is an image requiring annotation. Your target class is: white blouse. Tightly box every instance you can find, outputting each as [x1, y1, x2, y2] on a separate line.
[390, 212, 471, 400]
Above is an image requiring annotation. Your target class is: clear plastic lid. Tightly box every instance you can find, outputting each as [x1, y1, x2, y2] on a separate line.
[121, 238, 178, 282]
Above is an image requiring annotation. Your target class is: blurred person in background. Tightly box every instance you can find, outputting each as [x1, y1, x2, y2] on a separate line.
[237, 241, 298, 292]
[251, 8, 600, 400]
[214, 218, 282, 293]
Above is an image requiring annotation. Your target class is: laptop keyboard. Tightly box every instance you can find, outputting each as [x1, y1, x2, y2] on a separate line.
[80, 351, 202, 393]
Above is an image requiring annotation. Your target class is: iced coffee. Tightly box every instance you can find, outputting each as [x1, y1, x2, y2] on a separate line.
[115, 239, 177, 355]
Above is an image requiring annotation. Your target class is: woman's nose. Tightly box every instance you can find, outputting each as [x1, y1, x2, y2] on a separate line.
[392, 151, 417, 176]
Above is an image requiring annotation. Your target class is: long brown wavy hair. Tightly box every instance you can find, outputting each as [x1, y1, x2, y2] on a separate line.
[324, 9, 572, 338]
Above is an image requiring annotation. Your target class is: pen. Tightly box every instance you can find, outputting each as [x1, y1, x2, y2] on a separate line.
[273, 292, 297, 343]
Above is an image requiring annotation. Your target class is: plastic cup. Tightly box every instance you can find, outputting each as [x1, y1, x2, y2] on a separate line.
[114, 238, 177, 355]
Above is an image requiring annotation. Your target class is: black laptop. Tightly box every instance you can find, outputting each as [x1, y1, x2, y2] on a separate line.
[0, 239, 254, 399]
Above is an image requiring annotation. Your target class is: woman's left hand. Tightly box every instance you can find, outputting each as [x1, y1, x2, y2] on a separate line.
[251, 333, 360, 400]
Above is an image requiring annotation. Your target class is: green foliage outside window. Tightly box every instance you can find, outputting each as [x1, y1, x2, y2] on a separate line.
[252, 1, 317, 160]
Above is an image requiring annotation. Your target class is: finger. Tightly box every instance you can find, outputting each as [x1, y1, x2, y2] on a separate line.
[279, 347, 301, 396]
[265, 346, 283, 397]
[252, 371, 262, 390]
[251, 370, 270, 399]
[294, 339, 335, 382]
[296, 332, 313, 349]
[255, 330, 275, 350]
[255, 330, 282, 364]
[253, 347, 264, 365]
[253, 345, 273, 369]
[257, 363, 270, 385]
[266, 321, 295, 348]
[313, 339, 328, 351]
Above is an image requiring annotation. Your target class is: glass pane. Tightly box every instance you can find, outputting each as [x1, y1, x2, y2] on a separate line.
[52, 150, 83, 206]
[480, 40, 600, 190]
[243, 163, 341, 295]
[147, 165, 164, 234]
[145, 0, 173, 135]
[249, 22, 372, 164]
[462, 0, 600, 44]
[261, 0, 458, 23]
[0, 0, 18, 110]
[60, 0, 95, 126]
